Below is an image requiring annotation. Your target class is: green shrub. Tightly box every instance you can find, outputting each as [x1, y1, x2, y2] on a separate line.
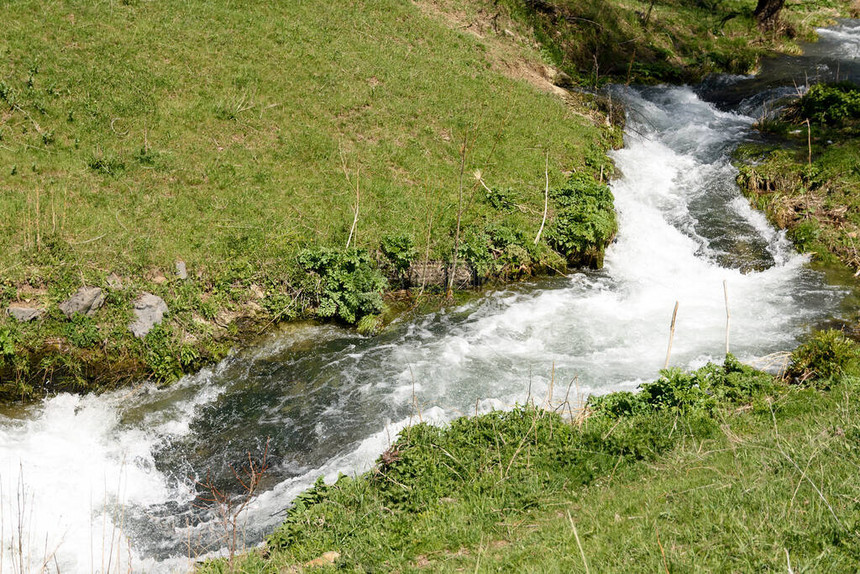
[586, 390, 649, 418]
[380, 234, 417, 277]
[639, 368, 718, 413]
[546, 173, 616, 263]
[457, 223, 540, 280]
[483, 187, 520, 213]
[790, 82, 860, 126]
[298, 248, 387, 324]
[143, 323, 183, 382]
[788, 329, 860, 387]
[589, 356, 775, 418]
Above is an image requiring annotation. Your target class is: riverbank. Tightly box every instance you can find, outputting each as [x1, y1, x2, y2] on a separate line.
[736, 81, 860, 282]
[0, 0, 850, 401]
[201, 330, 860, 572]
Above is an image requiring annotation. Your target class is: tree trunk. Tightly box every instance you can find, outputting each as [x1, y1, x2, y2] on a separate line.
[754, 0, 785, 31]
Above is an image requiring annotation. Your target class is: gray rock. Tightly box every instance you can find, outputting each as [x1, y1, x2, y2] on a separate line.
[58, 286, 105, 318]
[552, 70, 574, 89]
[129, 293, 169, 338]
[176, 260, 188, 280]
[7, 304, 43, 322]
[106, 273, 124, 290]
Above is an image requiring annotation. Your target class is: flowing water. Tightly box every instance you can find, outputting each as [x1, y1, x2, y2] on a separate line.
[3, 21, 860, 574]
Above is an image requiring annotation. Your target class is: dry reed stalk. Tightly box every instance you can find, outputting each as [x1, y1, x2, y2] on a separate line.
[35, 188, 40, 250]
[448, 131, 469, 298]
[664, 301, 679, 369]
[656, 525, 670, 573]
[567, 510, 590, 574]
[346, 168, 360, 250]
[545, 361, 555, 409]
[724, 280, 731, 356]
[534, 153, 549, 245]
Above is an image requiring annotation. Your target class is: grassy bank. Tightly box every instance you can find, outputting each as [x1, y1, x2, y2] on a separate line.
[736, 82, 860, 276]
[201, 330, 860, 572]
[0, 0, 620, 399]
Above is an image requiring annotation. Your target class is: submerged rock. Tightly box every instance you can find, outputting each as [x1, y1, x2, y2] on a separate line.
[129, 293, 169, 338]
[58, 286, 105, 318]
[7, 304, 43, 322]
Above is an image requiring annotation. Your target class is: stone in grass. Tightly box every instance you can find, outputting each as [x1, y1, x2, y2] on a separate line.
[176, 260, 188, 280]
[7, 304, 43, 322]
[129, 293, 169, 338]
[58, 286, 105, 318]
[106, 273, 124, 290]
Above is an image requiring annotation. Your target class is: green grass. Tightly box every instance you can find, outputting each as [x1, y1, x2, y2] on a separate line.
[0, 0, 619, 397]
[201, 333, 860, 572]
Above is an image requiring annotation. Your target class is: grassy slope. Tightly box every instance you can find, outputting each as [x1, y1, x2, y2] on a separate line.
[203, 337, 860, 572]
[0, 0, 616, 397]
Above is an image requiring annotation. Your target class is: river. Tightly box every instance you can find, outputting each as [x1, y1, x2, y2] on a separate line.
[2, 20, 859, 574]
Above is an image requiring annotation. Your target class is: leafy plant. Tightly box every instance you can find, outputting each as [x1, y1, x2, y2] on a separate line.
[788, 329, 859, 387]
[483, 187, 520, 213]
[298, 248, 387, 324]
[87, 152, 125, 175]
[380, 234, 417, 277]
[143, 323, 183, 382]
[589, 356, 775, 418]
[457, 223, 540, 280]
[63, 314, 101, 348]
[788, 82, 860, 126]
[0, 326, 17, 365]
[546, 173, 616, 265]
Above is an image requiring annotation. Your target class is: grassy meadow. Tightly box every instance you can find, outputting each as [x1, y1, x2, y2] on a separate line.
[0, 0, 618, 397]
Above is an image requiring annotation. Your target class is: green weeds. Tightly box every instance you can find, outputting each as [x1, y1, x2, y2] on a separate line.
[546, 173, 617, 267]
[788, 329, 860, 387]
[298, 248, 388, 325]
